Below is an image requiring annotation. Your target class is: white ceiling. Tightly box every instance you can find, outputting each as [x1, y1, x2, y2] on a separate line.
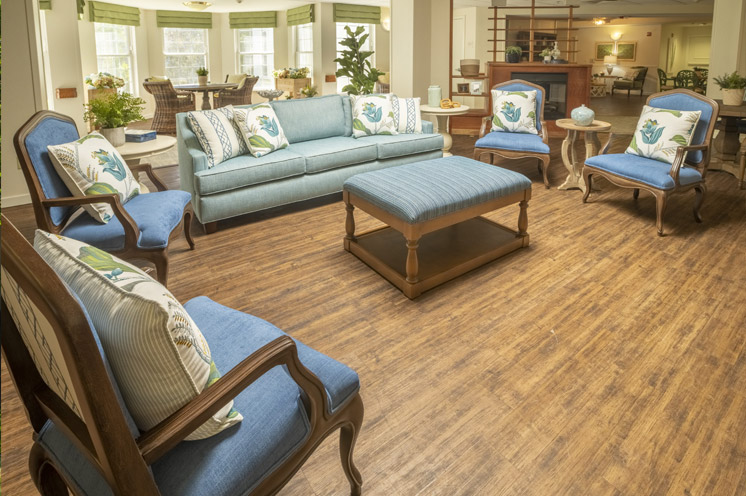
[117, 0, 388, 13]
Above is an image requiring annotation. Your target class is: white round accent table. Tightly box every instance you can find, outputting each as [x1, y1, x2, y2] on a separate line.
[420, 105, 470, 157]
[116, 135, 176, 193]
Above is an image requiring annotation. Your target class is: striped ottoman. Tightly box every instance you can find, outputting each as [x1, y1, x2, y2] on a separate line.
[342, 156, 532, 298]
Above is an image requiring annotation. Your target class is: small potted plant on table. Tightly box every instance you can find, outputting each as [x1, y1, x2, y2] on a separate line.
[196, 67, 209, 86]
[713, 72, 746, 106]
[505, 46, 522, 63]
[83, 92, 146, 147]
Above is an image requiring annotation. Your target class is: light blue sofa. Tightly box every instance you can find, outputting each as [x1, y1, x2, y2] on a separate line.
[177, 94, 443, 231]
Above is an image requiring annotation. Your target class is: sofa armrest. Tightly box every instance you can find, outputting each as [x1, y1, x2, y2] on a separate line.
[422, 120, 434, 134]
[176, 113, 209, 209]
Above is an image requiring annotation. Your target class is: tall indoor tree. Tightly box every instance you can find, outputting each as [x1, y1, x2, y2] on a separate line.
[334, 25, 384, 95]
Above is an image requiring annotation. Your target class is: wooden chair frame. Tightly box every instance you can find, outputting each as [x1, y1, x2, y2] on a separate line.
[582, 89, 719, 236]
[1, 215, 364, 496]
[214, 76, 259, 108]
[13, 110, 195, 286]
[657, 68, 674, 92]
[473, 79, 551, 188]
[611, 66, 648, 97]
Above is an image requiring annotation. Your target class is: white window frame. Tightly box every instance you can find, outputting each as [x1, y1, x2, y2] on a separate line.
[94, 22, 138, 95]
[293, 23, 314, 79]
[336, 22, 375, 93]
[236, 28, 275, 91]
[162, 27, 209, 86]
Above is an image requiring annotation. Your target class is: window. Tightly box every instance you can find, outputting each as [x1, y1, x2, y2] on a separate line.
[237, 28, 275, 90]
[163, 28, 208, 86]
[94, 23, 136, 94]
[294, 23, 313, 78]
[336, 23, 374, 93]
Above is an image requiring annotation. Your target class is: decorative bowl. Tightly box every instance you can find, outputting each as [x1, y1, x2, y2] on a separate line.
[258, 89, 284, 101]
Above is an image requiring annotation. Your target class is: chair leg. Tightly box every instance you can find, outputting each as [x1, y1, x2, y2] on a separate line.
[633, 188, 640, 199]
[339, 394, 364, 496]
[582, 171, 593, 203]
[30, 443, 69, 496]
[537, 159, 543, 175]
[654, 191, 668, 236]
[693, 184, 706, 223]
[184, 207, 196, 250]
[540, 156, 550, 189]
[152, 252, 169, 286]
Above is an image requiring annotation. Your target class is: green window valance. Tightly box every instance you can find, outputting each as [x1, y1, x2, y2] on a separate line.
[78, 0, 86, 17]
[89, 1, 140, 26]
[157, 10, 212, 29]
[333, 3, 380, 24]
[229, 11, 277, 29]
[287, 4, 314, 26]
[39, 0, 52, 10]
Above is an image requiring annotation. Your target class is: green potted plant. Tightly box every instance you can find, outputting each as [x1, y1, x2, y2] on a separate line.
[196, 67, 209, 86]
[273, 67, 311, 98]
[83, 92, 146, 147]
[300, 83, 318, 98]
[713, 71, 746, 106]
[334, 25, 384, 95]
[540, 47, 552, 64]
[505, 46, 522, 64]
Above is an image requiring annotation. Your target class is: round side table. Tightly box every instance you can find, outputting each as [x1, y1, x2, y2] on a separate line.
[555, 119, 612, 193]
[117, 135, 177, 194]
[420, 105, 470, 157]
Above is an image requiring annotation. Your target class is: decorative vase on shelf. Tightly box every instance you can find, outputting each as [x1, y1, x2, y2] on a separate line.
[571, 104, 595, 127]
[100, 126, 126, 147]
[428, 85, 442, 108]
[543, 56, 552, 64]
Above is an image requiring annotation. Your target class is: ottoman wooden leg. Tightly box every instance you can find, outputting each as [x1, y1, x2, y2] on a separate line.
[344, 193, 356, 250]
[405, 237, 420, 284]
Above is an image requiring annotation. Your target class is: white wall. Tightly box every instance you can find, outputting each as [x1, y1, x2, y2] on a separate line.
[707, 0, 746, 100]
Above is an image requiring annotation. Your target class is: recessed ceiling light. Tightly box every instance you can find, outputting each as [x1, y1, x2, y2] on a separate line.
[593, 17, 607, 26]
[184, 1, 211, 10]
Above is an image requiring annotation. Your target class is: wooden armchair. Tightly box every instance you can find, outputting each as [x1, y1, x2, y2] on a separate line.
[473, 79, 552, 188]
[13, 110, 195, 285]
[658, 68, 674, 91]
[612, 66, 648, 97]
[1, 215, 365, 496]
[214, 76, 259, 108]
[143, 79, 195, 134]
[674, 69, 696, 90]
[582, 89, 719, 236]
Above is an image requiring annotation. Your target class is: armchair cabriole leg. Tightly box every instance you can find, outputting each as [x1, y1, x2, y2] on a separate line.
[184, 207, 196, 250]
[153, 253, 169, 286]
[654, 192, 668, 236]
[582, 171, 593, 203]
[540, 156, 550, 189]
[633, 188, 640, 199]
[693, 184, 706, 223]
[339, 394, 364, 496]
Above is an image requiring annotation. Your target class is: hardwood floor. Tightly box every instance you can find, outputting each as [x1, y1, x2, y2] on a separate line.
[2, 134, 746, 495]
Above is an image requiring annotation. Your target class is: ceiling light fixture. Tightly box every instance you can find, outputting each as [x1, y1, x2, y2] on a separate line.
[610, 32, 623, 41]
[593, 17, 607, 26]
[183, 1, 211, 10]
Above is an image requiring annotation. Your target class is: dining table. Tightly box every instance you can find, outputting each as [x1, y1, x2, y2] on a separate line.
[709, 99, 746, 181]
[174, 82, 237, 110]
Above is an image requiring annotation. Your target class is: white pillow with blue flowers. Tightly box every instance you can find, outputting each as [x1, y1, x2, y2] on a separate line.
[186, 105, 248, 168]
[233, 104, 289, 158]
[490, 89, 539, 134]
[625, 105, 701, 164]
[351, 94, 398, 138]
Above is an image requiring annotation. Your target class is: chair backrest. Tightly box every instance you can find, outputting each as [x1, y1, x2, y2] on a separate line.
[647, 89, 719, 168]
[13, 111, 80, 231]
[675, 69, 696, 88]
[633, 67, 648, 85]
[0, 216, 157, 494]
[657, 68, 668, 84]
[225, 73, 249, 84]
[491, 79, 546, 132]
[143, 79, 180, 104]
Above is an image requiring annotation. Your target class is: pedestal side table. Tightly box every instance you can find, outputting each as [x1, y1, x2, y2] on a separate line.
[420, 105, 470, 157]
[556, 119, 612, 193]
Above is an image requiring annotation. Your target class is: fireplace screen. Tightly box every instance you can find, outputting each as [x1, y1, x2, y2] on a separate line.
[510, 72, 568, 121]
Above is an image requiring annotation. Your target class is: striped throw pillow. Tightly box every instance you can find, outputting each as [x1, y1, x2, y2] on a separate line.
[186, 105, 248, 168]
[34, 231, 242, 440]
[391, 96, 423, 134]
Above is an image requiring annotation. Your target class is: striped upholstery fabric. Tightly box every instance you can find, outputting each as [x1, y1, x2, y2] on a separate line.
[186, 106, 248, 168]
[34, 231, 243, 440]
[391, 96, 422, 134]
[343, 156, 531, 224]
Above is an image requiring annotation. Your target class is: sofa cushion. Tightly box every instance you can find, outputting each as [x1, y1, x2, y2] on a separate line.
[289, 137, 378, 174]
[361, 133, 444, 159]
[194, 149, 306, 195]
[269, 94, 347, 143]
[475, 132, 550, 154]
[585, 153, 703, 190]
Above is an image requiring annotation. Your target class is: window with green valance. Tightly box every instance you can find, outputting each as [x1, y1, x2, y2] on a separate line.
[89, 1, 140, 26]
[333, 3, 380, 24]
[229, 11, 277, 29]
[78, 0, 86, 17]
[39, 0, 52, 10]
[157, 10, 212, 29]
[287, 4, 314, 26]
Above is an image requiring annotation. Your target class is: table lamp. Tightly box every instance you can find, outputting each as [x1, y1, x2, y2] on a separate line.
[604, 55, 618, 75]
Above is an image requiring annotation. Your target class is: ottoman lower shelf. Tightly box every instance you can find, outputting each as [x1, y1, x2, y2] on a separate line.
[346, 217, 528, 298]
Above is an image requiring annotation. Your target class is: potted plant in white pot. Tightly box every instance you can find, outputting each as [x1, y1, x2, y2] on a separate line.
[713, 71, 746, 106]
[83, 92, 146, 147]
[196, 67, 209, 86]
[540, 47, 552, 64]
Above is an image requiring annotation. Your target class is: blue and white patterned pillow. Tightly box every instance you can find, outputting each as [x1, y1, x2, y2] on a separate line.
[34, 231, 242, 440]
[391, 96, 422, 134]
[625, 105, 701, 164]
[351, 94, 398, 138]
[186, 105, 248, 168]
[491, 89, 539, 134]
[233, 104, 289, 158]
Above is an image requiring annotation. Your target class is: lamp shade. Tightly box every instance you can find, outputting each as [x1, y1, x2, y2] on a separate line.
[603, 55, 618, 65]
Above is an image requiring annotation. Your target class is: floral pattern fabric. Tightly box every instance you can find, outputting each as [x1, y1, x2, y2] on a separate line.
[625, 105, 702, 164]
[187, 105, 248, 168]
[350, 94, 398, 138]
[234, 104, 289, 158]
[34, 231, 242, 440]
[490, 89, 539, 135]
[47, 132, 140, 224]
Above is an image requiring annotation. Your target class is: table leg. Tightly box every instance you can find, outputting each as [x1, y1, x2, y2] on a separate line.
[559, 129, 585, 192]
[710, 116, 741, 178]
[200, 90, 212, 110]
[405, 237, 420, 284]
[435, 115, 453, 157]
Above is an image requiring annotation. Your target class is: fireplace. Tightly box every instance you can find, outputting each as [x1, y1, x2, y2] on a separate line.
[511, 72, 568, 120]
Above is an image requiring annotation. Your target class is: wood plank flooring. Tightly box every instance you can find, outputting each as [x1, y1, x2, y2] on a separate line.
[2, 134, 746, 495]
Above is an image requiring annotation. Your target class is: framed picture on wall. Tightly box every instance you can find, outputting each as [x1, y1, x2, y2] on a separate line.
[457, 83, 469, 93]
[595, 42, 637, 61]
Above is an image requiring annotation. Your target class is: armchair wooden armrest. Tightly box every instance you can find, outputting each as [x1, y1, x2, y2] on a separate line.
[478, 116, 492, 139]
[41, 194, 140, 247]
[539, 121, 548, 144]
[669, 143, 709, 186]
[137, 336, 329, 464]
[129, 163, 168, 192]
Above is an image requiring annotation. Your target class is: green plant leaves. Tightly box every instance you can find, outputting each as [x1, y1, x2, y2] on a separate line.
[248, 134, 273, 151]
[85, 182, 118, 196]
[654, 109, 682, 118]
[334, 26, 384, 95]
[670, 134, 688, 146]
[628, 134, 639, 153]
[77, 246, 139, 274]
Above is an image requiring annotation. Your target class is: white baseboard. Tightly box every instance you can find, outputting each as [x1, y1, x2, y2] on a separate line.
[3, 193, 32, 208]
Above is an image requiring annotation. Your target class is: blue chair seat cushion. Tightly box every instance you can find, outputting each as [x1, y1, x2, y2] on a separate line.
[34, 296, 360, 496]
[585, 153, 703, 190]
[344, 156, 532, 224]
[475, 132, 550, 154]
[61, 190, 191, 252]
[289, 136, 378, 174]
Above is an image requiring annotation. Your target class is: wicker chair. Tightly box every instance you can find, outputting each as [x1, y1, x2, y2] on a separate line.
[693, 68, 708, 94]
[143, 79, 195, 135]
[658, 68, 674, 91]
[674, 69, 696, 90]
[214, 76, 259, 108]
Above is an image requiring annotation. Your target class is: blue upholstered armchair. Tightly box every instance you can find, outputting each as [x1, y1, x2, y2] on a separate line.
[0, 217, 364, 496]
[582, 89, 720, 236]
[473, 80, 552, 188]
[13, 111, 195, 285]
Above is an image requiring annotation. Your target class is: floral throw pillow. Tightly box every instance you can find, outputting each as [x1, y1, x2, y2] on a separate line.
[351, 94, 398, 138]
[625, 105, 702, 164]
[34, 231, 242, 440]
[391, 96, 422, 134]
[490, 89, 539, 134]
[47, 132, 140, 224]
[233, 104, 289, 158]
[186, 105, 248, 168]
